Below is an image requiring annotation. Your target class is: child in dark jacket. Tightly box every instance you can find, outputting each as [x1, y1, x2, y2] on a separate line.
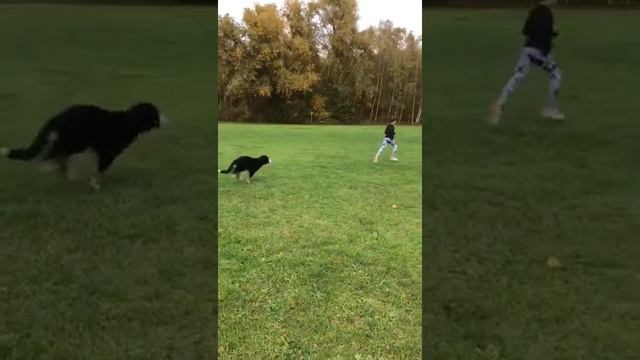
[374, 120, 399, 163]
[489, 0, 565, 125]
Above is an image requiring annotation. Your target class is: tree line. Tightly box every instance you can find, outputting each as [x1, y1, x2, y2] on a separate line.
[218, 0, 422, 124]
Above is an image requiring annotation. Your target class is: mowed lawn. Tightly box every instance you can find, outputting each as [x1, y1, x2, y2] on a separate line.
[424, 9, 639, 359]
[0, 6, 216, 359]
[218, 124, 422, 357]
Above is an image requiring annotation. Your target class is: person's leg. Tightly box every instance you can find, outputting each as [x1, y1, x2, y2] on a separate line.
[374, 138, 389, 163]
[490, 47, 532, 125]
[540, 55, 565, 119]
[390, 141, 398, 160]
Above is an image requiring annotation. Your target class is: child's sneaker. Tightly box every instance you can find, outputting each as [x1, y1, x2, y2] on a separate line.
[541, 107, 566, 120]
[390, 157, 399, 161]
[373, 156, 379, 163]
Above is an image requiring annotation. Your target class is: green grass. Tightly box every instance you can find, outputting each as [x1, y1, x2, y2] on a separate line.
[217, 124, 422, 357]
[0, 6, 216, 358]
[424, 9, 640, 359]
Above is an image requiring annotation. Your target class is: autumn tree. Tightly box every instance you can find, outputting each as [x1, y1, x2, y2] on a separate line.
[217, 0, 422, 124]
[313, 0, 373, 123]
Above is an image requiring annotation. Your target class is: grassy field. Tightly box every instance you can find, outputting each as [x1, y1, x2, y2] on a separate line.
[423, 9, 639, 359]
[0, 6, 216, 358]
[218, 124, 422, 357]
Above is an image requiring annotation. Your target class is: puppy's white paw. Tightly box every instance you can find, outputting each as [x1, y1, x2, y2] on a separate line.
[0, 147, 9, 156]
[89, 176, 102, 191]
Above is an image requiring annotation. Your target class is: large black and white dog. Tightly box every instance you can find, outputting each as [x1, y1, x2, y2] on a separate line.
[219, 155, 271, 183]
[0, 102, 167, 190]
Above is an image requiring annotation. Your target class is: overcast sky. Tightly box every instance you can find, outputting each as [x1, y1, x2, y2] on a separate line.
[219, 0, 422, 36]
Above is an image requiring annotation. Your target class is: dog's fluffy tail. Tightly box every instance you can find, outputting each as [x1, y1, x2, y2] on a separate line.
[219, 162, 235, 174]
[3, 130, 57, 161]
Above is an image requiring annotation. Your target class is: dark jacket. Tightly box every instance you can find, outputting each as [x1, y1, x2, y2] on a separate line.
[385, 124, 395, 140]
[522, 4, 558, 55]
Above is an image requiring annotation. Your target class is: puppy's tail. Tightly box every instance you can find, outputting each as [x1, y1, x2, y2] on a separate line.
[3, 129, 57, 161]
[218, 162, 235, 174]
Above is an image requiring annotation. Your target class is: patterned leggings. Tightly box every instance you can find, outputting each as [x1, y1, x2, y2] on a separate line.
[497, 46, 562, 109]
[375, 137, 397, 158]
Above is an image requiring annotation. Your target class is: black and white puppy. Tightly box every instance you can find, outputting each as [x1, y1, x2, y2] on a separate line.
[218, 155, 271, 183]
[0, 102, 168, 190]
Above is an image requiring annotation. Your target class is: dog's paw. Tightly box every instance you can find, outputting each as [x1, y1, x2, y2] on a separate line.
[0, 147, 9, 157]
[89, 177, 102, 191]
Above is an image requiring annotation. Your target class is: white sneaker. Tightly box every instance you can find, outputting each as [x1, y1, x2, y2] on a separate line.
[373, 156, 379, 163]
[390, 157, 399, 161]
[542, 108, 566, 120]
